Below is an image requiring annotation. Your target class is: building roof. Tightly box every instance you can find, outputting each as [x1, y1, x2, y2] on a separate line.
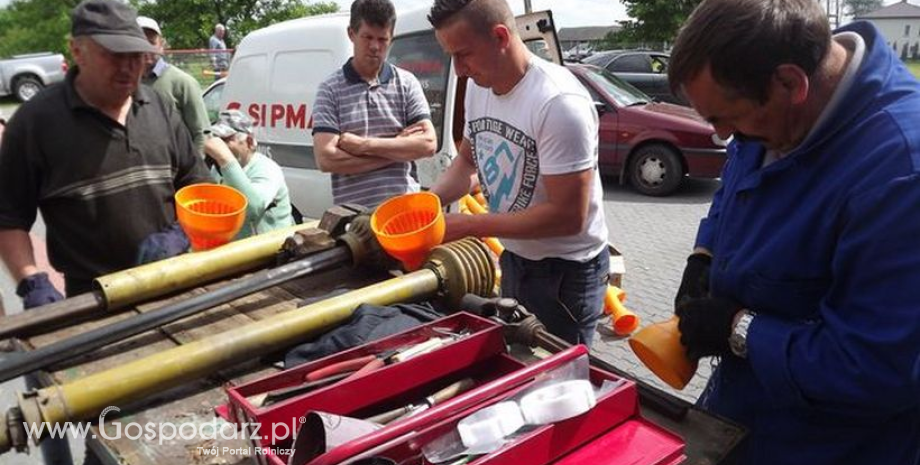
[858, 0, 920, 19]
[558, 26, 620, 42]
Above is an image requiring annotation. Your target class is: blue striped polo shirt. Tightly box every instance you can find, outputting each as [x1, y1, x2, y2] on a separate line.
[312, 59, 431, 207]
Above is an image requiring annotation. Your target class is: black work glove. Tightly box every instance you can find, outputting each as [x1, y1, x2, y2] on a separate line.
[136, 223, 190, 265]
[675, 297, 741, 360]
[674, 253, 712, 308]
[16, 272, 64, 309]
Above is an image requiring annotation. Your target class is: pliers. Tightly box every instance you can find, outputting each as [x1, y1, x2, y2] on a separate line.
[304, 348, 401, 383]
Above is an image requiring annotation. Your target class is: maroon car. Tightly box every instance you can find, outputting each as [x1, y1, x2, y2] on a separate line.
[568, 63, 727, 196]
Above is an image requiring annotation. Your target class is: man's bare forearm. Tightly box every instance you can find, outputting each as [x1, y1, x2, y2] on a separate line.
[339, 120, 437, 162]
[315, 133, 396, 174]
[318, 148, 395, 174]
[431, 151, 476, 205]
[0, 229, 39, 282]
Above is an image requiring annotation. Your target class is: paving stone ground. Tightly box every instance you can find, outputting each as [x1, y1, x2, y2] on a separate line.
[590, 177, 721, 403]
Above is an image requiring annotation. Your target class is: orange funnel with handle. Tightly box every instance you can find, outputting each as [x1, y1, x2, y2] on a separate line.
[371, 192, 445, 271]
[628, 316, 698, 390]
[175, 183, 247, 251]
[604, 285, 639, 336]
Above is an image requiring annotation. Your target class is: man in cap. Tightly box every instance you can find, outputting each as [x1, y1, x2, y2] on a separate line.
[209, 23, 229, 80]
[204, 110, 294, 238]
[0, 0, 210, 308]
[138, 16, 210, 152]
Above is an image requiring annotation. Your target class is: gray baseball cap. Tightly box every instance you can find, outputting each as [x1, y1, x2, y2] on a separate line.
[72, 0, 156, 54]
[210, 110, 254, 138]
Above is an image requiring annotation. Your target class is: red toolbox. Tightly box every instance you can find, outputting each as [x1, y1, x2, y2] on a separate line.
[222, 313, 520, 456]
[221, 312, 685, 465]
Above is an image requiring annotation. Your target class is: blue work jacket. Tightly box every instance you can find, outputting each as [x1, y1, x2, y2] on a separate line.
[695, 22, 920, 465]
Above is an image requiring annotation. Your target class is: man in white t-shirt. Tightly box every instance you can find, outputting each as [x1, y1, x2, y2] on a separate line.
[428, 0, 609, 345]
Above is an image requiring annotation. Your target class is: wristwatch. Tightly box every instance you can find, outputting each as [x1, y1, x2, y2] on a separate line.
[729, 310, 755, 358]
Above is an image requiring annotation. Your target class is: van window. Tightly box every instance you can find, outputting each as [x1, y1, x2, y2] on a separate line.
[388, 31, 450, 150]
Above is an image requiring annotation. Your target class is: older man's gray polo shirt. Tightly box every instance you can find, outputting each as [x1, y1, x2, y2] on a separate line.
[312, 59, 431, 208]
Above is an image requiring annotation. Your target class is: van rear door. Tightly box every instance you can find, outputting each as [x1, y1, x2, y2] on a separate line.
[515, 11, 563, 65]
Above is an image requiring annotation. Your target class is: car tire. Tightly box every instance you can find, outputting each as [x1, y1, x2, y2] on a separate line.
[628, 144, 683, 196]
[13, 76, 43, 103]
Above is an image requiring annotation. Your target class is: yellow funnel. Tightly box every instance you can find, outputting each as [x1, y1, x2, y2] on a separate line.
[371, 192, 445, 271]
[604, 286, 639, 336]
[628, 316, 697, 390]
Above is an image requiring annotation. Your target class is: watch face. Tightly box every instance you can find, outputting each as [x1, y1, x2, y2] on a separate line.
[730, 334, 746, 357]
[730, 313, 753, 357]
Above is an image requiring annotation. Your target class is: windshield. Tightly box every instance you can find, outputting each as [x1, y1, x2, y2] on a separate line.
[580, 66, 650, 107]
[388, 31, 451, 150]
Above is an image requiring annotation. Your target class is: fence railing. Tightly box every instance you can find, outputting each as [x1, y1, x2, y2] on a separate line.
[161, 48, 235, 89]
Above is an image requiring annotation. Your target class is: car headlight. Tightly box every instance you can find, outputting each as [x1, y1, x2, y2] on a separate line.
[711, 133, 731, 147]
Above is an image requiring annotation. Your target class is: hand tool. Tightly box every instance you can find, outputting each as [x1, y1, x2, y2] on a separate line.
[250, 371, 355, 407]
[304, 349, 401, 383]
[365, 378, 476, 425]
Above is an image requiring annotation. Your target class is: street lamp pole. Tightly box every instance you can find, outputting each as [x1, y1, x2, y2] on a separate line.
[524, 0, 532, 13]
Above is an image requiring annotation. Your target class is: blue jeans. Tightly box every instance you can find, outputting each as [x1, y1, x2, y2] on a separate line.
[499, 249, 609, 346]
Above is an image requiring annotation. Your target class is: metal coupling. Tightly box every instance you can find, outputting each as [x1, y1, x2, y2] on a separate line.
[338, 213, 390, 269]
[424, 238, 496, 309]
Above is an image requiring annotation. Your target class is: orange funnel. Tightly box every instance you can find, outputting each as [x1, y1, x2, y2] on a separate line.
[371, 192, 445, 271]
[604, 286, 639, 336]
[628, 316, 698, 390]
[175, 183, 247, 251]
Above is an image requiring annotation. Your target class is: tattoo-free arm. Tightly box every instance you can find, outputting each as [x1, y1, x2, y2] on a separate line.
[443, 167, 595, 242]
[0, 229, 39, 282]
[313, 132, 397, 175]
[337, 120, 437, 162]
[430, 138, 477, 206]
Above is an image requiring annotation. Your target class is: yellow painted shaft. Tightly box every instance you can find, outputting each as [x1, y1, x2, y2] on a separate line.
[38, 270, 440, 424]
[96, 222, 316, 310]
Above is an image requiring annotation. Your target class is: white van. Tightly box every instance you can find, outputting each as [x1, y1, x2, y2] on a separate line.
[208, 7, 561, 219]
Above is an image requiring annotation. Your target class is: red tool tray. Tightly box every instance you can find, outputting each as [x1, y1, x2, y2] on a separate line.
[551, 417, 685, 465]
[222, 312, 684, 465]
[220, 313, 516, 451]
[336, 364, 681, 465]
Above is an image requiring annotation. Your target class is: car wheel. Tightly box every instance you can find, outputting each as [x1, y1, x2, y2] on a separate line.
[13, 76, 43, 102]
[628, 144, 683, 196]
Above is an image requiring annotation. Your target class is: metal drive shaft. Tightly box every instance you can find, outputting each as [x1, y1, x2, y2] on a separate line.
[0, 247, 352, 384]
[0, 223, 317, 340]
[0, 238, 495, 454]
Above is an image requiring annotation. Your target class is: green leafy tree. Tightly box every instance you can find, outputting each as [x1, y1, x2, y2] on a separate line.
[0, 0, 77, 59]
[844, 0, 883, 18]
[0, 0, 338, 60]
[614, 0, 700, 49]
[133, 0, 338, 50]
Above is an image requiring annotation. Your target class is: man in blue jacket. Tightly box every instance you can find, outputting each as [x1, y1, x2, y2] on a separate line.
[667, 0, 920, 464]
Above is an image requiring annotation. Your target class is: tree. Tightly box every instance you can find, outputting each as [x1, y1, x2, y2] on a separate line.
[0, 0, 77, 59]
[133, 0, 339, 50]
[0, 0, 338, 60]
[614, 0, 700, 49]
[843, 0, 883, 18]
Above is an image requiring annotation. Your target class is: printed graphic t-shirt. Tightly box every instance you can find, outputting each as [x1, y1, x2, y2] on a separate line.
[464, 56, 608, 262]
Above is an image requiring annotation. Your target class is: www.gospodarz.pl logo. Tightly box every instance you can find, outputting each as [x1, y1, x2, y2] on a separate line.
[23, 405, 302, 446]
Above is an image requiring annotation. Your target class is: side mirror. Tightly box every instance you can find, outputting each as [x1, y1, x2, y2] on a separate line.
[594, 101, 608, 116]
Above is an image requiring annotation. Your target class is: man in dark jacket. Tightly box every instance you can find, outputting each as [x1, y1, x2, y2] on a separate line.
[668, 0, 920, 464]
